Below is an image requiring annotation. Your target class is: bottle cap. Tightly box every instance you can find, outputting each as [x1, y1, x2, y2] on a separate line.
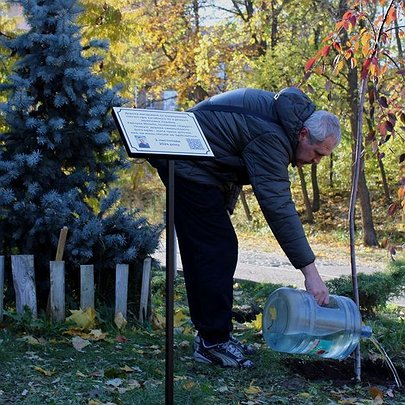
[361, 325, 373, 338]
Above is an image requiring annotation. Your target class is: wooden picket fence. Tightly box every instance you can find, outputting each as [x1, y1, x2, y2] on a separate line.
[0, 254, 152, 324]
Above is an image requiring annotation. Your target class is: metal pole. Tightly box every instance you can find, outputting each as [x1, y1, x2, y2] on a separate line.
[165, 160, 175, 404]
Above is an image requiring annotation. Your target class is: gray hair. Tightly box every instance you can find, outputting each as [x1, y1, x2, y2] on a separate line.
[304, 110, 341, 146]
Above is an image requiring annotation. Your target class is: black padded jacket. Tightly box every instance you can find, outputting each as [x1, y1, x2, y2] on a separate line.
[150, 87, 316, 269]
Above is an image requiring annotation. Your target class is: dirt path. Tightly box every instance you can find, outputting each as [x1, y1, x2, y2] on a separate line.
[153, 237, 405, 307]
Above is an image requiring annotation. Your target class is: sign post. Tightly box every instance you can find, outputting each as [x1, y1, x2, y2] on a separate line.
[112, 107, 214, 404]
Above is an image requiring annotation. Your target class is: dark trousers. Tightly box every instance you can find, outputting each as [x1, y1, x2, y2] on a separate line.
[158, 169, 238, 343]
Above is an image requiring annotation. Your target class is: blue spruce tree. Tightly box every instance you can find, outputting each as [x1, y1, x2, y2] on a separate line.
[0, 0, 161, 307]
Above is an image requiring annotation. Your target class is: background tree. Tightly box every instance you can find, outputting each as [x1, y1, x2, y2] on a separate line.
[0, 0, 161, 307]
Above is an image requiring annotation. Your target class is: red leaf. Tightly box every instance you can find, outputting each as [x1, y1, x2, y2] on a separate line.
[305, 58, 317, 71]
[320, 45, 331, 57]
[377, 121, 387, 137]
[361, 58, 371, 79]
[342, 11, 353, 19]
[387, 202, 398, 216]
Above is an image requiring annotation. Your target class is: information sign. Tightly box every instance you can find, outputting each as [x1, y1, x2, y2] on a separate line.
[112, 107, 214, 159]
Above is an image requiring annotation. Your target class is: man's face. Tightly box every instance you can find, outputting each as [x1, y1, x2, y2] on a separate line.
[295, 128, 336, 167]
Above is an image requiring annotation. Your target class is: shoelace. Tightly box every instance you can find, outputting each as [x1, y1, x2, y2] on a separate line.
[220, 341, 244, 359]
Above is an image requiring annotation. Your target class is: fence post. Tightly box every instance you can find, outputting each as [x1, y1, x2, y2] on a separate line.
[139, 257, 152, 322]
[115, 264, 129, 319]
[49, 261, 65, 322]
[80, 264, 94, 310]
[0, 256, 4, 321]
[11, 255, 37, 318]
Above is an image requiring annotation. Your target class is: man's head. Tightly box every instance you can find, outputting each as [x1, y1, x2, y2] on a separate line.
[295, 111, 341, 167]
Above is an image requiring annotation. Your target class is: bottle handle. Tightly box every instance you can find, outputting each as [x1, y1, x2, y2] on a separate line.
[314, 295, 338, 309]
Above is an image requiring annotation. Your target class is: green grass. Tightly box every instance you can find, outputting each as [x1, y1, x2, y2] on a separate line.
[1, 274, 405, 404]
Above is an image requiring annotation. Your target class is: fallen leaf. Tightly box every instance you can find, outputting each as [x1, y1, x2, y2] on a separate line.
[151, 312, 165, 330]
[178, 340, 190, 349]
[17, 335, 43, 345]
[34, 366, 56, 376]
[114, 312, 127, 330]
[245, 380, 262, 395]
[66, 307, 96, 329]
[76, 371, 87, 378]
[106, 378, 123, 387]
[116, 335, 128, 343]
[120, 365, 134, 373]
[72, 336, 91, 351]
[182, 381, 196, 390]
[174, 309, 187, 327]
[89, 329, 107, 341]
[369, 386, 384, 400]
[249, 312, 262, 330]
[127, 379, 141, 389]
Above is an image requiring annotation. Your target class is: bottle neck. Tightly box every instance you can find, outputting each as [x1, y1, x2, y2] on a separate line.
[361, 325, 373, 339]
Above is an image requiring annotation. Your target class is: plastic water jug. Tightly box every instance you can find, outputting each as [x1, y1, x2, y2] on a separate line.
[262, 287, 372, 360]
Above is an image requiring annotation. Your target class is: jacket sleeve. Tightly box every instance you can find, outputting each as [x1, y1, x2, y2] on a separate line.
[242, 133, 315, 269]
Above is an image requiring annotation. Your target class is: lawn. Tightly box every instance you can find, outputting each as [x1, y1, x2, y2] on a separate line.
[1, 271, 405, 405]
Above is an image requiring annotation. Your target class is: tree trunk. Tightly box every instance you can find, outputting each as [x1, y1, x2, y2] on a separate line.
[297, 167, 314, 223]
[348, 67, 378, 247]
[311, 163, 320, 212]
[358, 169, 379, 246]
[329, 153, 334, 188]
[377, 154, 391, 204]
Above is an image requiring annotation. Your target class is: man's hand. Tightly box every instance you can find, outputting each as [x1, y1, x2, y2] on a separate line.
[301, 262, 329, 305]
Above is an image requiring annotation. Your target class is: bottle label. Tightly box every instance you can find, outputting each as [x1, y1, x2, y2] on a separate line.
[305, 338, 333, 356]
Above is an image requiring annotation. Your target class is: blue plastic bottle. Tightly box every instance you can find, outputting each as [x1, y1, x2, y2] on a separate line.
[262, 287, 372, 360]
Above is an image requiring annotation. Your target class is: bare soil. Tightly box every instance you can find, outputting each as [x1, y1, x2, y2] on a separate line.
[284, 357, 405, 394]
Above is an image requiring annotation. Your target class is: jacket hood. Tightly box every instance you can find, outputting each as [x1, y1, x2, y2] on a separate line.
[273, 87, 316, 147]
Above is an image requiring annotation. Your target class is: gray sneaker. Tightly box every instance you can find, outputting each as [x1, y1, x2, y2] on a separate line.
[229, 334, 258, 356]
[193, 336, 254, 368]
[194, 334, 257, 356]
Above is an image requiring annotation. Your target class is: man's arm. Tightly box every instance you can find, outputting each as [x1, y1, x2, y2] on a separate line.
[301, 262, 329, 305]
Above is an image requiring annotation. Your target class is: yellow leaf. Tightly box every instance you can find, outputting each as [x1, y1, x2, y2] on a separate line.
[151, 312, 165, 330]
[120, 365, 134, 373]
[245, 380, 262, 395]
[114, 312, 127, 330]
[174, 309, 187, 327]
[249, 312, 262, 331]
[182, 381, 196, 390]
[89, 329, 107, 341]
[34, 366, 56, 376]
[66, 307, 96, 329]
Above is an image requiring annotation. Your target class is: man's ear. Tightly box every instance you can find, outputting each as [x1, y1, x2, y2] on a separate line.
[298, 127, 310, 141]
